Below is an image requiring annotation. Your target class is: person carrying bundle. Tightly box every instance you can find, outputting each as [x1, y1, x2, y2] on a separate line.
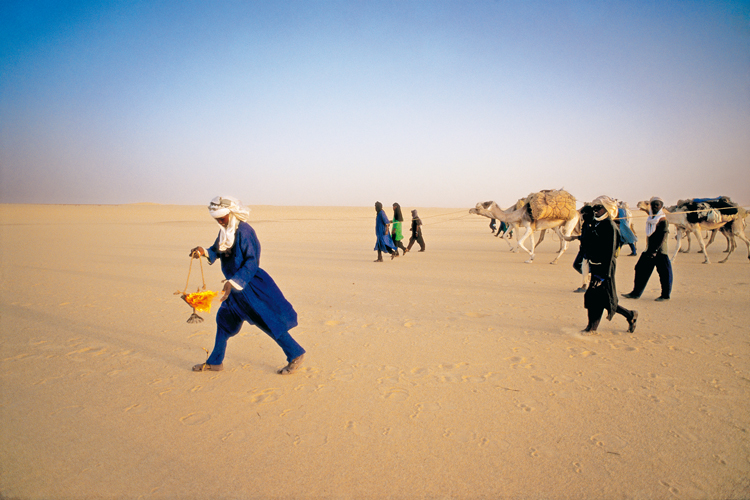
[189, 196, 305, 374]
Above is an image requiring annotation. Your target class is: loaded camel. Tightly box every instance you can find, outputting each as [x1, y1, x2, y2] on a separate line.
[678, 205, 747, 255]
[636, 197, 750, 264]
[477, 197, 548, 252]
[470, 189, 579, 264]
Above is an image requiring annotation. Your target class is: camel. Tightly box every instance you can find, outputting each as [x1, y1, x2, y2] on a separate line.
[680, 205, 748, 254]
[470, 189, 579, 264]
[476, 197, 547, 252]
[636, 198, 750, 264]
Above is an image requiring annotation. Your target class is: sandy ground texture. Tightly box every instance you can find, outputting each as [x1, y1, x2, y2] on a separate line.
[1, 203, 748, 500]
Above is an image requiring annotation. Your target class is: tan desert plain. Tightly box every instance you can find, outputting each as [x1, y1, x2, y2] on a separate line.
[1, 202, 748, 499]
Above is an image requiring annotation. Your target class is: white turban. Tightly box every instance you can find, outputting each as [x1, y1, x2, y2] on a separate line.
[646, 197, 666, 237]
[208, 196, 251, 252]
[591, 195, 618, 221]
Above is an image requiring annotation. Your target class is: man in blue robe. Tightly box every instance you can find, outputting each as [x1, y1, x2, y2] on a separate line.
[374, 201, 397, 262]
[190, 196, 305, 374]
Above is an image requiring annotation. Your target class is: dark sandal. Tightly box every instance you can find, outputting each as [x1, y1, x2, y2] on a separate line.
[277, 354, 304, 375]
[628, 311, 638, 333]
[192, 363, 223, 372]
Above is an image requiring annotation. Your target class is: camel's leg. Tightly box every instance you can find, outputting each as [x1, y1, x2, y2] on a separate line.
[515, 225, 535, 263]
[720, 227, 734, 253]
[508, 224, 522, 252]
[671, 229, 684, 262]
[704, 229, 718, 251]
[720, 222, 749, 263]
[534, 230, 546, 251]
[681, 230, 691, 253]
[501, 228, 515, 250]
[550, 218, 577, 264]
[718, 235, 735, 263]
[549, 227, 566, 264]
[692, 225, 710, 263]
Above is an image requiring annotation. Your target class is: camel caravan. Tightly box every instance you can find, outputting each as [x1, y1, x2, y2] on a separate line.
[635, 197, 749, 264]
[471, 191, 749, 264]
[470, 189, 579, 264]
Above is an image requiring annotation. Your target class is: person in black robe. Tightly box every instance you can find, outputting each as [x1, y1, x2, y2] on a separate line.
[582, 203, 638, 334]
[406, 209, 426, 252]
[622, 197, 672, 301]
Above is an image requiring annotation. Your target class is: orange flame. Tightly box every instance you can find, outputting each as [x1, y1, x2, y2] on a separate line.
[184, 291, 218, 313]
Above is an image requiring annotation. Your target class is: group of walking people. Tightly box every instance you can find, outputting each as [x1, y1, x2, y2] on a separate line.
[573, 195, 673, 335]
[187, 196, 430, 376]
[187, 192, 673, 376]
[374, 202, 425, 262]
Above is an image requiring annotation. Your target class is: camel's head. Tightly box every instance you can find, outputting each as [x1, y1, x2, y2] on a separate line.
[470, 201, 495, 217]
[636, 200, 650, 213]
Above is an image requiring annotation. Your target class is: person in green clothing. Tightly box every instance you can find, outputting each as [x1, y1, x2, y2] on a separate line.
[391, 203, 408, 256]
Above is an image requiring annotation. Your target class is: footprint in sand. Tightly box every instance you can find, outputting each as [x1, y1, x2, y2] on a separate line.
[124, 404, 148, 415]
[324, 320, 343, 326]
[247, 388, 282, 404]
[292, 433, 328, 447]
[410, 401, 441, 419]
[590, 433, 627, 453]
[180, 412, 210, 425]
[402, 367, 431, 381]
[382, 387, 410, 402]
[505, 356, 535, 369]
[330, 368, 355, 382]
[566, 347, 597, 358]
[514, 398, 548, 413]
[529, 447, 558, 458]
[279, 409, 306, 420]
[443, 428, 477, 443]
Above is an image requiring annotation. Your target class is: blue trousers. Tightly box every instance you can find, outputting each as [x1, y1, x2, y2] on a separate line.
[206, 299, 305, 365]
[630, 252, 673, 299]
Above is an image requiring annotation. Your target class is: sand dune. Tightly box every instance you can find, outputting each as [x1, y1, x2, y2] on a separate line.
[1, 203, 748, 499]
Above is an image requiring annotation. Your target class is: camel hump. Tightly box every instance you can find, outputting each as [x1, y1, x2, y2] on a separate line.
[527, 189, 577, 221]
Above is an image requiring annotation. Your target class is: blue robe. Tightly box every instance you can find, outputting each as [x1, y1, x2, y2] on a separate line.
[374, 209, 396, 252]
[204, 222, 304, 365]
[617, 208, 638, 245]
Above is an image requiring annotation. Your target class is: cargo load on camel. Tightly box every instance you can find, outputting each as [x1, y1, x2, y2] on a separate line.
[677, 196, 739, 225]
[525, 189, 577, 221]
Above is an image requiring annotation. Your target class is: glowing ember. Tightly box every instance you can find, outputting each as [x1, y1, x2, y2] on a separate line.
[184, 291, 218, 312]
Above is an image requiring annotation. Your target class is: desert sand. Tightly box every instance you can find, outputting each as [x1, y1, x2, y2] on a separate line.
[1, 203, 748, 499]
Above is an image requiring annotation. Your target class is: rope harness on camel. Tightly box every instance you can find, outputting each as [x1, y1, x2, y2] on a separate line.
[174, 257, 218, 323]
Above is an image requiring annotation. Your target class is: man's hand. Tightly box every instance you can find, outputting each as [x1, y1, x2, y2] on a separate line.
[190, 247, 205, 258]
[220, 280, 233, 302]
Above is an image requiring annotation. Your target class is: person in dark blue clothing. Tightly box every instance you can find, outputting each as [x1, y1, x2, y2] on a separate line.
[581, 199, 638, 334]
[190, 196, 305, 374]
[570, 205, 594, 293]
[374, 201, 397, 262]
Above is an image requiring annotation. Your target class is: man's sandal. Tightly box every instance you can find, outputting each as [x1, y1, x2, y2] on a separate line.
[192, 363, 224, 372]
[277, 354, 304, 375]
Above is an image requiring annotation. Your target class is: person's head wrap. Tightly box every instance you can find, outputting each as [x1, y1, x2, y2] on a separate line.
[646, 196, 666, 236]
[392, 203, 403, 222]
[375, 201, 383, 212]
[411, 209, 419, 219]
[591, 195, 618, 221]
[580, 204, 595, 224]
[208, 196, 251, 252]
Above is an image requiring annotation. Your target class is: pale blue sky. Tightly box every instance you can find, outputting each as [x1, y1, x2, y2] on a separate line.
[1, 1, 748, 207]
